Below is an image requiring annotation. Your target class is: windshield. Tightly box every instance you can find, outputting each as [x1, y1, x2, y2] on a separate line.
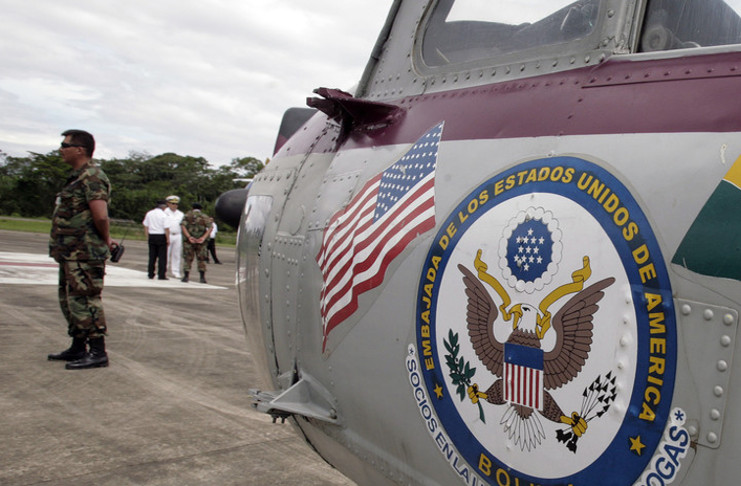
[421, 0, 599, 67]
[640, 0, 741, 51]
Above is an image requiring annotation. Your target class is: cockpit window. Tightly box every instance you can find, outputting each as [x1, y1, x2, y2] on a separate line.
[421, 0, 599, 67]
[640, 0, 741, 51]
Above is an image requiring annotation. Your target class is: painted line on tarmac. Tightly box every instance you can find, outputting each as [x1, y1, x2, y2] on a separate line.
[0, 252, 227, 289]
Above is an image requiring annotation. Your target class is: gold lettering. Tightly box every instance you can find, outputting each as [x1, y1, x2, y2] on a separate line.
[603, 193, 620, 212]
[505, 175, 516, 190]
[495, 179, 505, 196]
[639, 401, 656, 422]
[649, 313, 665, 333]
[614, 207, 630, 226]
[623, 222, 639, 241]
[423, 284, 433, 298]
[648, 375, 664, 386]
[422, 340, 432, 356]
[431, 255, 441, 269]
[633, 244, 650, 264]
[649, 356, 665, 375]
[650, 338, 666, 354]
[639, 264, 657, 283]
[645, 293, 662, 311]
[645, 386, 661, 405]
[550, 166, 564, 182]
[577, 172, 592, 190]
[421, 295, 431, 310]
[478, 453, 492, 476]
[439, 234, 449, 250]
[587, 178, 605, 200]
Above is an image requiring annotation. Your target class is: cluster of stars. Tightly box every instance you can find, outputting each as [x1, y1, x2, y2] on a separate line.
[513, 228, 546, 271]
[375, 133, 440, 220]
[505, 217, 554, 284]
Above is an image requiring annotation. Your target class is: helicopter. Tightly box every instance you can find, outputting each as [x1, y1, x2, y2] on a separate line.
[215, 1, 741, 484]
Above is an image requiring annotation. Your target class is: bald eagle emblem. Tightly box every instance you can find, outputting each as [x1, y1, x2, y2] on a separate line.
[456, 249, 615, 453]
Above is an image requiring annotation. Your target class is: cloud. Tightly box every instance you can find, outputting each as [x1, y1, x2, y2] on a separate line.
[0, 0, 393, 165]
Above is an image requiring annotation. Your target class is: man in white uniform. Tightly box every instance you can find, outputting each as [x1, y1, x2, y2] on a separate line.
[164, 195, 185, 279]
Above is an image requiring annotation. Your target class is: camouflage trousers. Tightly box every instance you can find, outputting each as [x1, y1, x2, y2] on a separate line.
[58, 260, 107, 339]
[182, 241, 208, 272]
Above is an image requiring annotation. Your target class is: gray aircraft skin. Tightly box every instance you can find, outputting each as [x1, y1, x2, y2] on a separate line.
[220, 1, 741, 484]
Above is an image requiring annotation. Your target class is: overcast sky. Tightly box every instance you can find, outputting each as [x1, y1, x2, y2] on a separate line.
[0, 0, 394, 166]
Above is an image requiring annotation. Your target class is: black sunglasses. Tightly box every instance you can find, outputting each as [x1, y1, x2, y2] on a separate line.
[60, 142, 83, 148]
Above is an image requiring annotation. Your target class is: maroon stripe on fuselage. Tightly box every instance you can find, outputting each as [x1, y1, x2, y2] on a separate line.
[278, 51, 741, 155]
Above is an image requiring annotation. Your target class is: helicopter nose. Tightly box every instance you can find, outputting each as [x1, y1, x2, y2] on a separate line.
[215, 188, 249, 228]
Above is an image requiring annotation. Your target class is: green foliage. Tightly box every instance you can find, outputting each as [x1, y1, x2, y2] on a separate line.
[444, 329, 486, 423]
[0, 149, 265, 227]
[0, 216, 52, 233]
[0, 151, 68, 218]
[444, 330, 476, 401]
[0, 216, 235, 246]
[229, 156, 265, 178]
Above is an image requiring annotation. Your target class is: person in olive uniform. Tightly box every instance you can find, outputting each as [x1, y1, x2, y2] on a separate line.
[48, 129, 116, 370]
[180, 202, 212, 283]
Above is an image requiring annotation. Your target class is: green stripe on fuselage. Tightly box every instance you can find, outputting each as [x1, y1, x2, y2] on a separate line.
[672, 180, 741, 280]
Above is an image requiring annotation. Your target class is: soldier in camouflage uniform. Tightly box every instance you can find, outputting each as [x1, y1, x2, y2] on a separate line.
[48, 129, 116, 370]
[180, 202, 213, 283]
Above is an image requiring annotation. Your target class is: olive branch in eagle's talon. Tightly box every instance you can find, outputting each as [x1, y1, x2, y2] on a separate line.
[444, 329, 486, 423]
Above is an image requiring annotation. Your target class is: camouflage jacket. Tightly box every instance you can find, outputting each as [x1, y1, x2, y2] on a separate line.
[49, 162, 111, 262]
[181, 209, 211, 241]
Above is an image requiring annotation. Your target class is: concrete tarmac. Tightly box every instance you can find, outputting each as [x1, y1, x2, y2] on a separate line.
[0, 230, 354, 486]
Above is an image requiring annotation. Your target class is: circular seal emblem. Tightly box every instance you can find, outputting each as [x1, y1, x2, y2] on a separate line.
[414, 157, 676, 485]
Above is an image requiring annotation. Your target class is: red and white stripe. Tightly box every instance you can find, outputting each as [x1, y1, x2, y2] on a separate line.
[504, 361, 544, 411]
[317, 172, 435, 350]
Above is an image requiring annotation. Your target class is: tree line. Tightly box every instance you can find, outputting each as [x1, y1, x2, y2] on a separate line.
[0, 150, 264, 228]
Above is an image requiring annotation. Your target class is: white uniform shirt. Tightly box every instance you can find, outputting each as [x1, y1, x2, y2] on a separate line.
[164, 208, 185, 235]
[210, 222, 218, 239]
[142, 208, 169, 234]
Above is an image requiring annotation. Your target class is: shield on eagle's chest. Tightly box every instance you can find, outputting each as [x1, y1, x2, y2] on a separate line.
[503, 343, 544, 411]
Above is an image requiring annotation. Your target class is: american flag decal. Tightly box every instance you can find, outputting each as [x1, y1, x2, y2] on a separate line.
[317, 123, 443, 350]
[504, 343, 544, 411]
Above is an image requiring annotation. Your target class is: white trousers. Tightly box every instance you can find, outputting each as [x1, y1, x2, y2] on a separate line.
[168, 233, 183, 277]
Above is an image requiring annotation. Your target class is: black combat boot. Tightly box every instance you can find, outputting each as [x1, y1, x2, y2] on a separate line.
[48, 337, 87, 361]
[181, 271, 189, 282]
[199, 271, 207, 284]
[66, 337, 109, 370]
